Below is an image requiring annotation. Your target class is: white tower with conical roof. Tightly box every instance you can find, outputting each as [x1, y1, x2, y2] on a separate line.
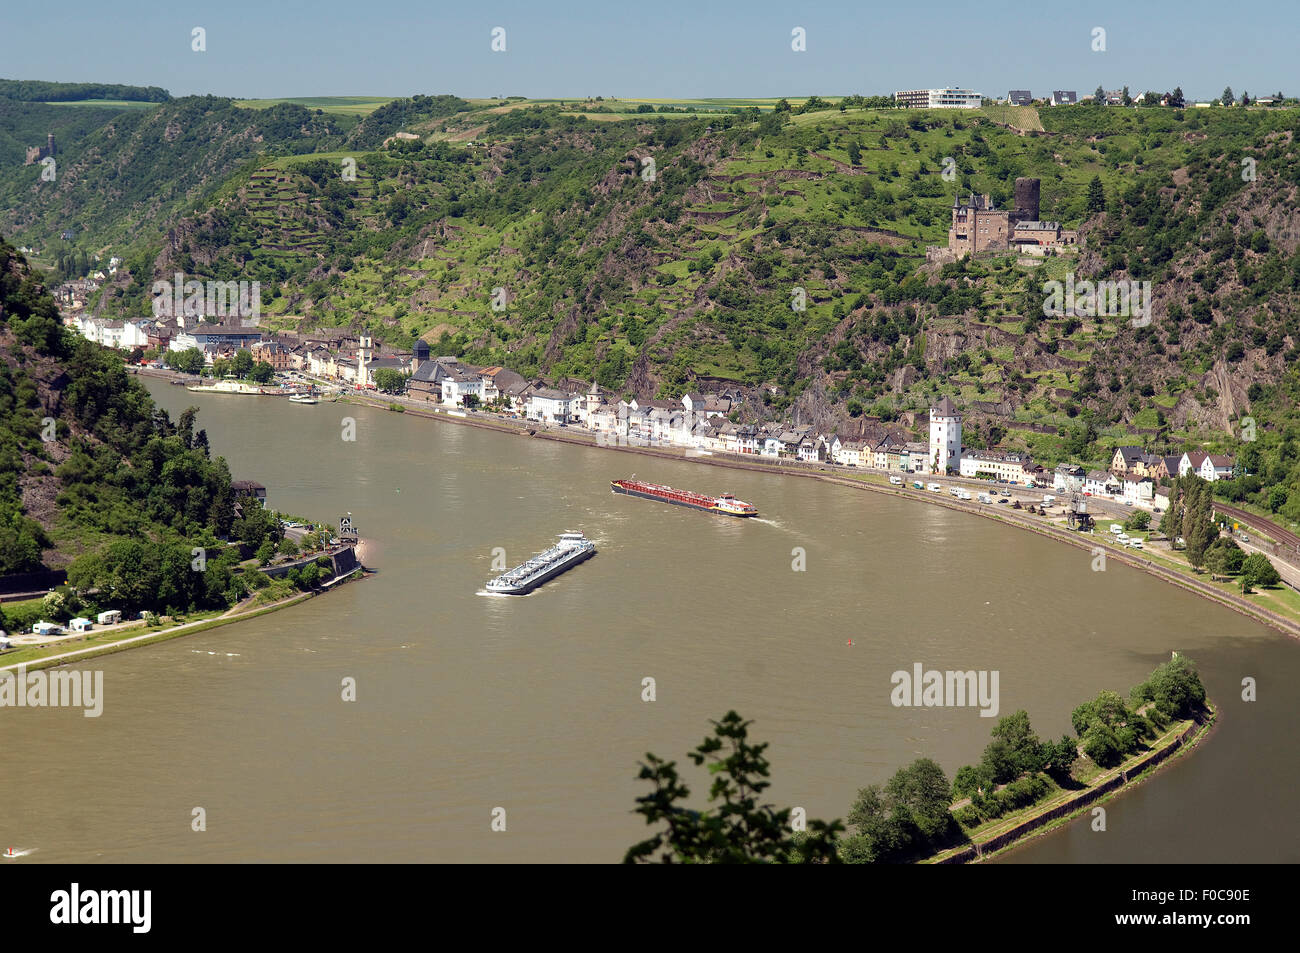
[929, 396, 962, 474]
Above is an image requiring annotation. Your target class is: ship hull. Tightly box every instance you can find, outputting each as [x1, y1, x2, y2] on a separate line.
[486, 546, 595, 595]
[611, 482, 757, 517]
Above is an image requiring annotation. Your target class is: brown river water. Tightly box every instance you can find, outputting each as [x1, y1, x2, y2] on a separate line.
[1, 379, 1296, 863]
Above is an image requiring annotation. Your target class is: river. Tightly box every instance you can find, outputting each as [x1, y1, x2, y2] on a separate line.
[2, 380, 1296, 863]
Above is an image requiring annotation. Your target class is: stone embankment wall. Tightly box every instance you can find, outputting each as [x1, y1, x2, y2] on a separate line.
[259, 545, 359, 582]
[935, 714, 1209, 864]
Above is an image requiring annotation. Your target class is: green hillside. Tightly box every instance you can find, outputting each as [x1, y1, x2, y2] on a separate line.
[3, 91, 1300, 518]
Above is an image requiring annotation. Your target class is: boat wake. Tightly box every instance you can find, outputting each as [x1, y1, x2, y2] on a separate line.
[3, 847, 35, 859]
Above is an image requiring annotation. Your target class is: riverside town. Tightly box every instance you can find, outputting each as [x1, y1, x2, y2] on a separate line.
[0, 2, 1293, 901]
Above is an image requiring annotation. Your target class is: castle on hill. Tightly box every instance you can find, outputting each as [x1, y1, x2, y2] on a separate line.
[25, 132, 56, 166]
[946, 177, 1076, 258]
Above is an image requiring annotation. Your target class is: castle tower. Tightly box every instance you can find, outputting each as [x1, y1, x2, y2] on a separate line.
[47, 132, 56, 157]
[929, 396, 962, 474]
[1013, 177, 1040, 223]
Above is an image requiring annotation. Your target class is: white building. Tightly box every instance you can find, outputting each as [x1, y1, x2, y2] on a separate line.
[929, 397, 963, 474]
[1084, 469, 1119, 497]
[894, 88, 983, 109]
[1121, 475, 1155, 504]
[1178, 451, 1235, 482]
[526, 388, 573, 424]
[960, 449, 1032, 482]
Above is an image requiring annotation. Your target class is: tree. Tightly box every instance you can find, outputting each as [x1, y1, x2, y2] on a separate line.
[1241, 552, 1280, 588]
[169, 347, 205, 375]
[1082, 721, 1123, 767]
[625, 711, 843, 863]
[1044, 735, 1079, 781]
[372, 367, 406, 394]
[248, 361, 274, 384]
[1094, 85, 1106, 103]
[232, 349, 254, 378]
[1121, 86, 1132, 106]
[1182, 477, 1216, 571]
[1125, 510, 1151, 532]
[1071, 689, 1129, 735]
[1240, 91, 1251, 107]
[991, 710, 1044, 776]
[883, 758, 955, 846]
[1205, 538, 1245, 576]
[1222, 87, 1235, 106]
[1131, 655, 1206, 720]
[846, 140, 862, 165]
[1086, 175, 1106, 214]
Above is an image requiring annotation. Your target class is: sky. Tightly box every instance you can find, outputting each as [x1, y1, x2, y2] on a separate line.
[2, 0, 1293, 103]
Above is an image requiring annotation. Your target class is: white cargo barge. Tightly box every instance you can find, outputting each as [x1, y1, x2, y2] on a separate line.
[485, 532, 596, 595]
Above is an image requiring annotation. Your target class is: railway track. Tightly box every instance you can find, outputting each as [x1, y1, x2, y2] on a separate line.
[1214, 502, 1300, 551]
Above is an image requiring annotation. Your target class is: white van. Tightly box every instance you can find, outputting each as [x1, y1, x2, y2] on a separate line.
[889, 476, 903, 485]
[978, 494, 992, 504]
[1110, 524, 1123, 535]
[1042, 495, 1055, 505]
[928, 483, 941, 492]
[1118, 534, 1131, 545]
[1130, 539, 1143, 550]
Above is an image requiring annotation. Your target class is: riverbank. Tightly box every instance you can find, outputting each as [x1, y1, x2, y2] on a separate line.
[0, 569, 367, 673]
[929, 702, 1218, 864]
[333, 390, 1300, 642]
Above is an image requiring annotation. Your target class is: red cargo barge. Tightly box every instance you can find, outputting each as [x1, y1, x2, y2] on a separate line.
[610, 479, 757, 517]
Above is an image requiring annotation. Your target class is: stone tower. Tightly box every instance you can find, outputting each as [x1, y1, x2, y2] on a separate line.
[929, 396, 962, 474]
[1013, 177, 1040, 223]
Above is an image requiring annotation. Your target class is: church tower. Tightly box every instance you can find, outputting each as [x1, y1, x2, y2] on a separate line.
[929, 396, 962, 474]
[358, 334, 373, 387]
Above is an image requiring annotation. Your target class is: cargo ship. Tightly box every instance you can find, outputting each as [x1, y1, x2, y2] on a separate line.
[485, 532, 597, 595]
[610, 479, 757, 517]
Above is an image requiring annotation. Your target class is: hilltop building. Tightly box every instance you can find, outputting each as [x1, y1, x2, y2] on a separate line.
[893, 88, 983, 109]
[24, 133, 56, 166]
[1050, 91, 1078, 106]
[946, 178, 1077, 258]
[928, 397, 962, 474]
[1007, 90, 1033, 106]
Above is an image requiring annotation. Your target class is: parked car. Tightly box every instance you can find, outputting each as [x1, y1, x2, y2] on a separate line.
[889, 476, 903, 485]
[1118, 534, 1131, 544]
[1124, 500, 1134, 506]
[1130, 539, 1144, 550]
[928, 483, 942, 492]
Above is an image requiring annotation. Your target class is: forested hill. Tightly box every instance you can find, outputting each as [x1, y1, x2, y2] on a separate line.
[0, 95, 351, 253]
[5, 93, 1300, 514]
[0, 236, 239, 581]
[0, 79, 172, 103]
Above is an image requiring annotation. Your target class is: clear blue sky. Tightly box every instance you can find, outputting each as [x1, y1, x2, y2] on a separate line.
[3, 0, 1291, 102]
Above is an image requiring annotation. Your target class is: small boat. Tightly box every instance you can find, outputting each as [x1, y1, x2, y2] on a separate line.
[288, 393, 319, 404]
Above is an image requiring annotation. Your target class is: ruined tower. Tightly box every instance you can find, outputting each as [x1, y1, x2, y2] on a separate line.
[1013, 177, 1040, 223]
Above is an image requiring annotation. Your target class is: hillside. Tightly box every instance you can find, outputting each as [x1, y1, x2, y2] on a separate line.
[4, 92, 1300, 515]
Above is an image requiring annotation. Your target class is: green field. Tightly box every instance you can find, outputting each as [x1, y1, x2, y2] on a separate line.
[42, 99, 162, 109]
[232, 96, 396, 115]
